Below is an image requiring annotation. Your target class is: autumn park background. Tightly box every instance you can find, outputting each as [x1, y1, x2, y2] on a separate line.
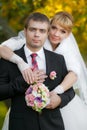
[0, 0, 87, 129]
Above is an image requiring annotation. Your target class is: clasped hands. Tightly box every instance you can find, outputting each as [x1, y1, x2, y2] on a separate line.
[22, 67, 47, 84]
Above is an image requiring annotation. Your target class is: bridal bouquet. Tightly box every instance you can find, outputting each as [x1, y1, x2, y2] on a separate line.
[25, 83, 50, 113]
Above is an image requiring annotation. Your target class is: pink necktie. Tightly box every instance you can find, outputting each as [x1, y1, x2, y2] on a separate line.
[31, 53, 38, 71]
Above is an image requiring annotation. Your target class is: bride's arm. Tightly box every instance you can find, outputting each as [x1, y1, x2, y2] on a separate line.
[0, 36, 29, 72]
[0, 45, 14, 59]
[0, 32, 35, 84]
[60, 71, 77, 91]
[53, 71, 77, 94]
[0, 45, 30, 76]
[52, 33, 79, 94]
[0, 30, 25, 59]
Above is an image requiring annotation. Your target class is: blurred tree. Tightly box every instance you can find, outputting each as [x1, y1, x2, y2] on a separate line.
[0, 16, 17, 40]
[0, 0, 87, 60]
[35, 0, 87, 61]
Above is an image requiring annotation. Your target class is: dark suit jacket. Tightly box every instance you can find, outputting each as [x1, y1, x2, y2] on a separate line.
[0, 47, 75, 130]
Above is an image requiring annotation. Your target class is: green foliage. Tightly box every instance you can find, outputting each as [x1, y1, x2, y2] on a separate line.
[0, 102, 8, 130]
[0, 0, 87, 59]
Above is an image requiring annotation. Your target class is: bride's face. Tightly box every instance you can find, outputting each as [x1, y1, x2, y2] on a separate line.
[48, 23, 70, 47]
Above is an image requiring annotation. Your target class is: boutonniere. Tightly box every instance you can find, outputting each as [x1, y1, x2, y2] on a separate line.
[49, 71, 57, 80]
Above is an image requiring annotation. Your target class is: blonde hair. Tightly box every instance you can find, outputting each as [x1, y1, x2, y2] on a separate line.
[51, 11, 74, 32]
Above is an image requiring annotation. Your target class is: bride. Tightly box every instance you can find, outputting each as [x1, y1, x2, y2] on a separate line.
[1, 11, 87, 130]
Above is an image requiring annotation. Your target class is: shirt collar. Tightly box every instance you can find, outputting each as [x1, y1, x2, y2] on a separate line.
[24, 45, 45, 59]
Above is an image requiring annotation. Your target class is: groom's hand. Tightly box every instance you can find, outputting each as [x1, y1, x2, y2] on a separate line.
[46, 91, 61, 109]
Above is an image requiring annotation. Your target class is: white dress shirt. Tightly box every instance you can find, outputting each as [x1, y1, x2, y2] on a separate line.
[24, 45, 46, 72]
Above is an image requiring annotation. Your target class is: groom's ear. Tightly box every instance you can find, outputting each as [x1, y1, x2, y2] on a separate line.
[24, 28, 27, 37]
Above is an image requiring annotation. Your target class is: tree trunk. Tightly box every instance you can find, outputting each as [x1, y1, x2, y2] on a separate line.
[0, 17, 17, 43]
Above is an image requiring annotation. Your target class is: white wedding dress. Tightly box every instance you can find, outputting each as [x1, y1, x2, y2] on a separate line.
[2, 32, 87, 130]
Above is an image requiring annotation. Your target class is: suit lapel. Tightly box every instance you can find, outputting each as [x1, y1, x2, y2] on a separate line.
[44, 48, 56, 73]
[44, 49, 54, 90]
[17, 45, 28, 63]
[44, 49, 59, 91]
[44, 49, 50, 74]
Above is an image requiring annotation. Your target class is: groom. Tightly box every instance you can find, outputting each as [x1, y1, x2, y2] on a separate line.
[0, 12, 75, 130]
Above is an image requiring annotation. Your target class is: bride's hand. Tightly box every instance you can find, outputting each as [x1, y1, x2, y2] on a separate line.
[22, 67, 35, 84]
[17, 60, 35, 84]
[33, 69, 48, 83]
[22, 68, 47, 84]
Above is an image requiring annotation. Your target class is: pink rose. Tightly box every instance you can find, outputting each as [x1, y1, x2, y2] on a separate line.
[49, 71, 57, 80]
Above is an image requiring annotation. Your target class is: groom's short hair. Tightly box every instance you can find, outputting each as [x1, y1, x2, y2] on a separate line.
[24, 12, 50, 29]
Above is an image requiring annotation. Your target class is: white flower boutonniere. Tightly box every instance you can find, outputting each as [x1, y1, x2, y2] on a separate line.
[49, 71, 57, 80]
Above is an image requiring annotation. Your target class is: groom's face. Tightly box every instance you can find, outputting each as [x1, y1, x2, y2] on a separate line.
[24, 19, 49, 52]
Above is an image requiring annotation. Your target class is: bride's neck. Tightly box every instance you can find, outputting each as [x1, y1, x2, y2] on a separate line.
[51, 43, 60, 51]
